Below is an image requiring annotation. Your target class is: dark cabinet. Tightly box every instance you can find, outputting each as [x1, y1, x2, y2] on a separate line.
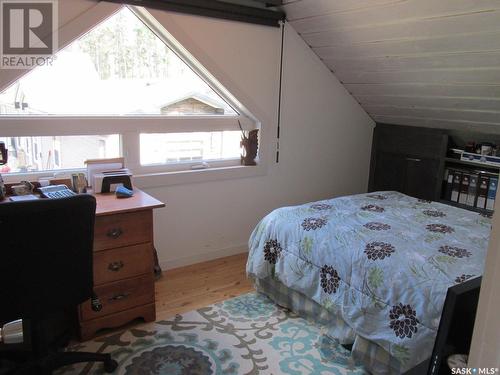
[372, 152, 406, 193]
[370, 124, 500, 212]
[369, 124, 448, 201]
[405, 157, 442, 200]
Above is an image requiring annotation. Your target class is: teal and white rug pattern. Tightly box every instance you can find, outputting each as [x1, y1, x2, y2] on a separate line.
[62, 292, 368, 374]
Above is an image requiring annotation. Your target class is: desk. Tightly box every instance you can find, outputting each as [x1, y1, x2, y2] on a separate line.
[78, 189, 164, 340]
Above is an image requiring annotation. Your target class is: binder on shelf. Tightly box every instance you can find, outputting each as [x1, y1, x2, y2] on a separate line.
[476, 176, 489, 209]
[450, 172, 462, 202]
[458, 173, 470, 205]
[443, 169, 454, 201]
[466, 174, 478, 207]
[486, 177, 498, 211]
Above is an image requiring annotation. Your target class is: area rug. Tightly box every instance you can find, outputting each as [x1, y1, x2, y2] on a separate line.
[60, 292, 368, 374]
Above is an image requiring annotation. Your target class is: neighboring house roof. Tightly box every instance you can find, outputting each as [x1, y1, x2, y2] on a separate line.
[160, 92, 226, 111]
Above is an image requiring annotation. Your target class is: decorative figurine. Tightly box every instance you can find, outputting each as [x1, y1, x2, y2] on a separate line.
[239, 121, 258, 166]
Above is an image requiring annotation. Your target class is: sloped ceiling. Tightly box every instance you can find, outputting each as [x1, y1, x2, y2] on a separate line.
[281, 0, 500, 131]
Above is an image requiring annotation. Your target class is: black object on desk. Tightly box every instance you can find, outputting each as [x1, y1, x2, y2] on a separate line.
[0, 195, 118, 374]
[99, 173, 132, 193]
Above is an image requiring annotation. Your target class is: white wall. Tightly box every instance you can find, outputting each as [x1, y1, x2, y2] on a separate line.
[0, 2, 375, 268]
[138, 10, 375, 269]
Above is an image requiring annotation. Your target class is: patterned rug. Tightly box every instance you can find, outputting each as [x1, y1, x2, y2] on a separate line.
[60, 292, 368, 374]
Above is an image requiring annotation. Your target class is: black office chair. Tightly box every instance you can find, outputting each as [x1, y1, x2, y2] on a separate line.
[0, 195, 118, 374]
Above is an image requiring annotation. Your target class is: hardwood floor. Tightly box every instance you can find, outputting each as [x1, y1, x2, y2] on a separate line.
[155, 253, 254, 318]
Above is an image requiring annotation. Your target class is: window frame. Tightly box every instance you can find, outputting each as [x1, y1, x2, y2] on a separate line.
[0, 4, 263, 184]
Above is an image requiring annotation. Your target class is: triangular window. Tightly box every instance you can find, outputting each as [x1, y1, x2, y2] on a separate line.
[0, 7, 238, 116]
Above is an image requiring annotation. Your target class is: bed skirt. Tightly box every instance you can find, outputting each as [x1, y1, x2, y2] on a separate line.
[254, 277, 402, 374]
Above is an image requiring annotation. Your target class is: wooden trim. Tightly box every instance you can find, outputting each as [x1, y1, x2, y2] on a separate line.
[103, 0, 285, 27]
[253, 0, 283, 6]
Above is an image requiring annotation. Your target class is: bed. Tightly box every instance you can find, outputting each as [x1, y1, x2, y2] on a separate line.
[246, 191, 490, 374]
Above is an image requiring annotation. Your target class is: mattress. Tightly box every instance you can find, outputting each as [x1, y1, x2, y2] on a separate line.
[246, 191, 490, 373]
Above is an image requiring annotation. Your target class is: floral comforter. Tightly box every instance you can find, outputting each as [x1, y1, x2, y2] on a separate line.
[246, 191, 490, 373]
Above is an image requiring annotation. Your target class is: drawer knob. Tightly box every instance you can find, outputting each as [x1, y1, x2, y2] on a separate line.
[109, 293, 130, 302]
[108, 261, 124, 272]
[107, 227, 123, 239]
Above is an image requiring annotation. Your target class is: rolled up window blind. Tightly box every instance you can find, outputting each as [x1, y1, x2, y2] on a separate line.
[102, 0, 285, 27]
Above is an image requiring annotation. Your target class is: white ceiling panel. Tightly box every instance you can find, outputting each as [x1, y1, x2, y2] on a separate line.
[356, 96, 500, 112]
[335, 68, 500, 85]
[282, 0, 500, 130]
[325, 52, 500, 72]
[313, 32, 500, 60]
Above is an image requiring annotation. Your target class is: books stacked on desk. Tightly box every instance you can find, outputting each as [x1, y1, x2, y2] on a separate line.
[443, 168, 498, 211]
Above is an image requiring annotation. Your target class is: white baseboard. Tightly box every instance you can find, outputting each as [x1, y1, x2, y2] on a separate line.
[159, 244, 249, 270]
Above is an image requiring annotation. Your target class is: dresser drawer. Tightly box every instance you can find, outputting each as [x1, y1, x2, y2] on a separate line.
[80, 274, 154, 321]
[93, 243, 153, 286]
[94, 210, 152, 251]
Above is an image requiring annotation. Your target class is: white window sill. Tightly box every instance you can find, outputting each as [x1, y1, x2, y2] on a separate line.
[134, 163, 267, 189]
[1, 163, 267, 188]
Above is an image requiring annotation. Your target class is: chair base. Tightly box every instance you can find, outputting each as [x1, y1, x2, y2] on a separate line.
[6, 351, 118, 375]
[45, 351, 118, 373]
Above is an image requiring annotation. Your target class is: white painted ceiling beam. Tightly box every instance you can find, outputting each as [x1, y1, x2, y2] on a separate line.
[324, 52, 500, 72]
[313, 32, 500, 60]
[364, 105, 500, 124]
[356, 95, 500, 112]
[335, 67, 500, 85]
[372, 115, 500, 134]
[284, 0, 403, 21]
[344, 83, 500, 98]
[302, 11, 500, 47]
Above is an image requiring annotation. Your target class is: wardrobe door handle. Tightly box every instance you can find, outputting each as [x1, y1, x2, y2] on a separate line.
[107, 227, 123, 239]
[406, 157, 421, 162]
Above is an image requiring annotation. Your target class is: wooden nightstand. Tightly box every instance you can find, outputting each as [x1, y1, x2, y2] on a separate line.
[78, 189, 164, 340]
